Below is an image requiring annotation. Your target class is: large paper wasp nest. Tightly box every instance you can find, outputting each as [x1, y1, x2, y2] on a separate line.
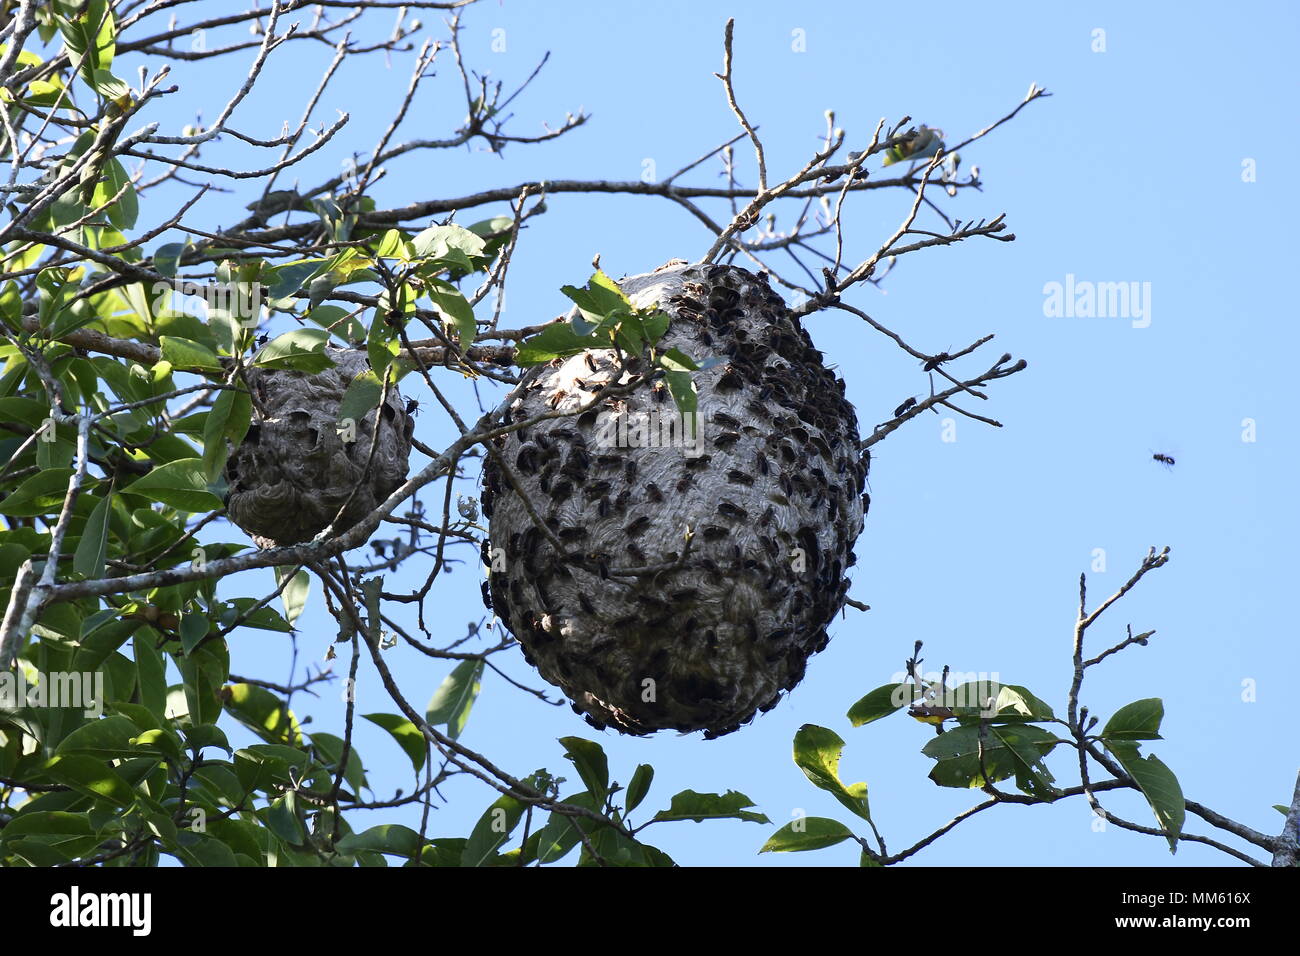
[482, 263, 868, 738]
[225, 347, 412, 549]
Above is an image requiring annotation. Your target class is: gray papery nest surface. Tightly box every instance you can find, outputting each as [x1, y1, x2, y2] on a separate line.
[225, 347, 412, 550]
[483, 262, 867, 738]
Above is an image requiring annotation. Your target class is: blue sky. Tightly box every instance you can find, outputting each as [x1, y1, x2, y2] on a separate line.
[112, 0, 1299, 865]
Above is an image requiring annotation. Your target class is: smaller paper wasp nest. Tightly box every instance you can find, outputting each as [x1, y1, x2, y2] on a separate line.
[225, 347, 412, 549]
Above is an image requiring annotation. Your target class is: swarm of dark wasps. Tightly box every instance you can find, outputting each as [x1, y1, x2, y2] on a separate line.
[481, 263, 868, 739]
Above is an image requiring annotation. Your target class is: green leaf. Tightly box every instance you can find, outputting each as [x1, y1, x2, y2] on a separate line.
[560, 269, 633, 322]
[0, 396, 50, 430]
[56, 716, 138, 757]
[183, 724, 231, 755]
[109, 701, 161, 733]
[43, 754, 136, 808]
[121, 458, 222, 513]
[152, 312, 215, 350]
[130, 728, 182, 761]
[152, 243, 186, 278]
[0, 811, 95, 854]
[177, 643, 229, 727]
[74, 615, 142, 673]
[467, 215, 514, 237]
[306, 304, 366, 344]
[34, 600, 81, 642]
[986, 723, 1062, 800]
[139, 432, 201, 467]
[276, 567, 310, 627]
[427, 280, 477, 351]
[35, 430, 73, 471]
[222, 682, 302, 746]
[508, 829, 544, 867]
[424, 659, 484, 740]
[21, 76, 69, 109]
[0, 541, 32, 580]
[265, 259, 326, 302]
[989, 684, 1057, 721]
[362, 713, 426, 773]
[100, 157, 137, 230]
[533, 792, 599, 864]
[367, 300, 402, 377]
[1105, 740, 1185, 852]
[201, 385, 251, 482]
[178, 833, 239, 868]
[514, 322, 607, 366]
[267, 793, 305, 845]
[222, 599, 292, 633]
[307, 272, 343, 312]
[179, 612, 209, 655]
[412, 838, 465, 867]
[642, 310, 670, 343]
[372, 229, 411, 260]
[606, 310, 645, 354]
[662, 368, 698, 419]
[657, 347, 698, 372]
[5, 839, 73, 866]
[1102, 698, 1165, 741]
[411, 223, 486, 262]
[72, 490, 111, 579]
[190, 765, 243, 807]
[58, 0, 116, 88]
[846, 683, 910, 727]
[203, 819, 261, 862]
[253, 328, 334, 372]
[309, 731, 364, 794]
[792, 724, 873, 822]
[0, 468, 86, 517]
[625, 764, 654, 813]
[760, 817, 855, 853]
[336, 824, 422, 858]
[923, 723, 1062, 794]
[577, 825, 671, 867]
[559, 737, 609, 802]
[134, 633, 168, 719]
[651, 789, 769, 824]
[233, 748, 294, 794]
[159, 332, 223, 369]
[463, 791, 527, 867]
[0, 814, 103, 861]
[337, 369, 384, 424]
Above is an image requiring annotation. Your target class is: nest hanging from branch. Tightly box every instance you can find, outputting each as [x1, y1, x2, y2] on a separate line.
[225, 347, 412, 549]
[482, 262, 868, 738]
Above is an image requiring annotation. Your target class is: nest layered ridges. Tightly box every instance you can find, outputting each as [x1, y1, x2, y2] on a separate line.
[225, 347, 412, 549]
